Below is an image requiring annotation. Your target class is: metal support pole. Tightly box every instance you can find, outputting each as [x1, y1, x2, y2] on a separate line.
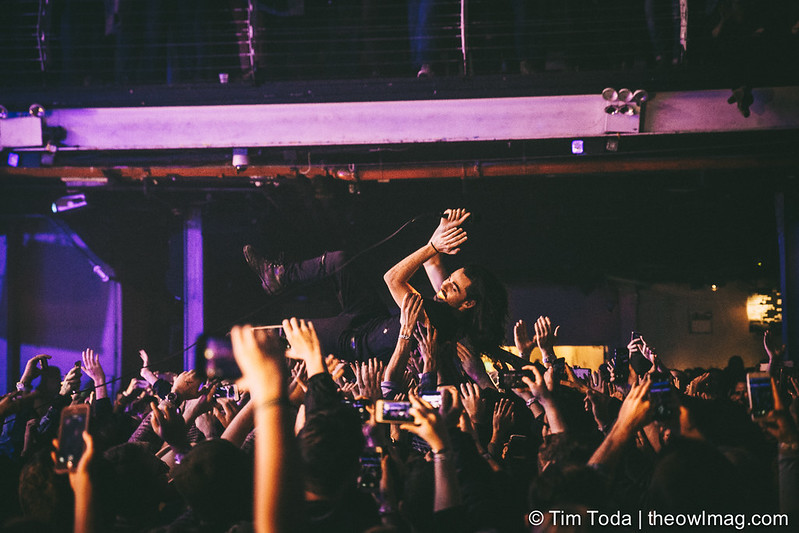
[183, 206, 204, 370]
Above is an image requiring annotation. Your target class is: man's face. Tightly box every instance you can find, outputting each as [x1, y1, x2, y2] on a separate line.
[729, 381, 748, 405]
[434, 268, 475, 311]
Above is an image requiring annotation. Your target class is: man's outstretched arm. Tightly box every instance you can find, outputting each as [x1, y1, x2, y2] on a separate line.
[383, 209, 470, 307]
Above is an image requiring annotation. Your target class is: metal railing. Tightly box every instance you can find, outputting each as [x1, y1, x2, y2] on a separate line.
[1, 0, 796, 88]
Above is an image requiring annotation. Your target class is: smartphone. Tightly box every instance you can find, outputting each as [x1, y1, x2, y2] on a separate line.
[374, 399, 414, 423]
[358, 447, 382, 492]
[747, 372, 773, 419]
[505, 434, 530, 459]
[213, 383, 240, 401]
[552, 357, 567, 381]
[54, 404, 90, 473]
[197, 336, 240, 381]
[500, 369, 534, 389]
[343, 398, 372, 423]
[649, 372, 676, 421]
[609, 348, 629, 382]
[420, 391, 442, 408]
[629, 351, 653, 376]
[572, 366, 591, 381]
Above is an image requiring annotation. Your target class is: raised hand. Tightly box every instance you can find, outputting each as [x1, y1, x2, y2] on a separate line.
[533, 316, 559, 363]
[171, 370, 203, 402]
[138, 349, 159, 385]
[289, 360, 308, 393]
[325, 354, 347, 383]
[213, 397, 241, 428]
[429, 208, 471, 253]
[415, 320, 439, 374]
[562, 362, 590, 394]
[590, 370, 607, 394]
[339, 381, 358, 399]
[429, 227, 468, 256]
[20, 353, 51, 388]
[150, 401, 189, 447]
[612, 375, 653, 435]
[230, 324, 289, 404]
[81, 349, 107, 399]
[491, 398, 515, 445]
[459, 382, 486, 424]
[513, 320, 534, 359]
[685, 371, 710, 397]
[60, 364, 82, 397]
[437, 385, 464, 429]
[400, 291, 424, 333]
[354, 358, 384, 402]
[584, 389, 613, 432]
[455, 342, 493, 389]
[520, 365, 554, 404]
[282, 318, 326, 378]
[763, 330, 785, 376]
[0, 390, 35, 419]
[181, 383, 216, 423]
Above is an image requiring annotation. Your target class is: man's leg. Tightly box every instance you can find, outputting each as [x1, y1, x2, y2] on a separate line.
[244, 247, 389, 318]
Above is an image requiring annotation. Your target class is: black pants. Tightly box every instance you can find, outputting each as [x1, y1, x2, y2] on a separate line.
[284, 251, 401, 362]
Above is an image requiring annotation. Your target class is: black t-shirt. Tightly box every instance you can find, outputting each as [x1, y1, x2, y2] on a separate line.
[422, 297, 464, 344]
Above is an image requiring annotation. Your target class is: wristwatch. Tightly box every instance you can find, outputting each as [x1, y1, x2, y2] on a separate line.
[163, 392, 181, 412]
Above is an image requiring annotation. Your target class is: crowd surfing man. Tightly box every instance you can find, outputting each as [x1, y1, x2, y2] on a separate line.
[243, 208, 512, 368]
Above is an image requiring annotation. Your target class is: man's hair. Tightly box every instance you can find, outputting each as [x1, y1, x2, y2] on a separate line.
[299, 408, 365, 498]
[461, 264, 508, 352]
[171, 439, 253, 525]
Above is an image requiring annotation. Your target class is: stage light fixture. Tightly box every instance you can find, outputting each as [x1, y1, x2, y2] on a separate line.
[601, 88, 618, 102]
[29, 103, 46, 118]
[602, 87, 648, 133]
[232, 148, 249, 171]
[0, 105, 8, 119]
[92, 264, 111, 283]
[51, 193, 87, 213]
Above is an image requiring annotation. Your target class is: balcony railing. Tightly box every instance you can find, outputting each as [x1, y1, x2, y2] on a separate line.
[2, 0, 797, 90]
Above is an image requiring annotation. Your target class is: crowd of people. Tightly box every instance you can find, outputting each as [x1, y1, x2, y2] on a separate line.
[1, 209, 798, 533]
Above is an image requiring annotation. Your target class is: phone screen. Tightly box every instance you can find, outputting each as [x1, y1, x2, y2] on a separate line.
[55, 406, 89, 472]
[420, 392, 442, 408]
[500, 370, 533, 389]
[747, 373, 773, 418]
[358, 448, 382, 491]
[376, 400, 414, 423]
[649, 373, 675, 420]
[344, 399, 372, 422]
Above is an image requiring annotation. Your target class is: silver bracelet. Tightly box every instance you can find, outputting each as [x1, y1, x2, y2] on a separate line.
[398, 333, 411, 340]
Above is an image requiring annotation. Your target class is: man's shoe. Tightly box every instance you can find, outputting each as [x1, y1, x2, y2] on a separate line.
[243, 245, 286, 295]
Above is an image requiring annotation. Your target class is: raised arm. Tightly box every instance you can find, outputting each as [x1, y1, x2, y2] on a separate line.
[81, 349, 107, 400]
[383, 209, 469, 307]
[231, 324, 299, 533]
[422, 209, 472, 292]
[383, 292, 424, 385]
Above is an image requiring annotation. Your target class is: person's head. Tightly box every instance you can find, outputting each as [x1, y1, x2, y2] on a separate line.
[102, 442, 171, 524]
[646, 437, 743, 514]
[171, 439, 253, 526]
[728, 380, 748, 406]
[17, 451, 73, 532]
[443, 265, 508, 351]
[299, 407, 365, 499]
